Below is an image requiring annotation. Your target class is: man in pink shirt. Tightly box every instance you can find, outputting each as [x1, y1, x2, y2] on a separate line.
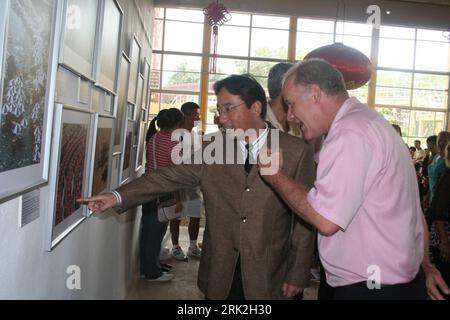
[260, 58, 450, 299]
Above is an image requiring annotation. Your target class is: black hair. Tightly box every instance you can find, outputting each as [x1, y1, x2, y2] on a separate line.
[213, 74, 267, 119]
[146, 108, 184, 141]
[180, 102, 200, 116]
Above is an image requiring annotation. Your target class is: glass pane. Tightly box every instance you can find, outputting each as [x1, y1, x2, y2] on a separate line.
[154, 7, 164, 19]
[336, 21, 372, 36]
[297, 18, 334, 33]
[252, 15, 289, 29]
[164, 21, 203, 53]
[163, 54, 202, 72]
[150, 92, 160, 114]
[151, 53, 161, 70]
[152, 19, 163, 50]
[435, 112, 446, 133]
[412, 89, 447, 109]
[254, 76, 268, 94]
[376, 107, 411, 136]
[296, 32, 334, 60]
[227, 12, 250, 26]
[414, 73, 449, 90]
[207, 94, 218, 121]
[378, 38, 414, 69]
[415, 41, 450, 72]
[350, 85, 368, 104]
[208, 72, 237, 94]
[377, 70, 412, 88]
[380, 26, 415, 39]
[215, 58, 248, 75]
[250, 60, 280, 77]
[215, 25, 250, 56]
[160, 93, 199, 109]
[334, 35, 371, 58]
[162, 71, 201, 91]
[408, 110, 440, 139]
[375, 87, 411, 106]
[251, 29, 288, 58]
[417, 28, 448, 42]
[166, 8, 204, 22]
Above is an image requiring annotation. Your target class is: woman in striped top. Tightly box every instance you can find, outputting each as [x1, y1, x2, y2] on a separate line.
[140, 108, 184, 282]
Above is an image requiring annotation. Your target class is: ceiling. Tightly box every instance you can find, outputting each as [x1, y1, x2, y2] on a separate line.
[392, 0, 450, 6]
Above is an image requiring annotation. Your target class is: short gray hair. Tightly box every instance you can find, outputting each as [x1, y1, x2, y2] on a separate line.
[284, 58, 347, 96]
[268, 62, 293, 99]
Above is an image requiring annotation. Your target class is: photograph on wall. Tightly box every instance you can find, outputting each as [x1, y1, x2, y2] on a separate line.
[127, 34, 141, 105]
[135, 115, 146, 172]
[60, 0, 99, 79]
[55, 121, 87, 225]
[0, 0, 56, 202]
[120, 119, 133, 183]
[0, 0, 8, 79]
[114, 52, 129, 146]
[142, 58, 150, 110]
[92, 116, 113, 195]
[95, 0, 122, 93]
[46, 105, 94, 250]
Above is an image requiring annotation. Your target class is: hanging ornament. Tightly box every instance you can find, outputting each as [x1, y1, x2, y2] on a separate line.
[203, 0, 231, 73]
[303, 0, 372, 90]
[304, 43, 373, 90]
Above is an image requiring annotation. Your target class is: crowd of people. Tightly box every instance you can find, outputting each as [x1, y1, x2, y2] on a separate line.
[79, 59, 450, 300]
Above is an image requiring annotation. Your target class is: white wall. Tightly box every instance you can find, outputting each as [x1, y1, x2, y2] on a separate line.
[0, 0, 153, 299]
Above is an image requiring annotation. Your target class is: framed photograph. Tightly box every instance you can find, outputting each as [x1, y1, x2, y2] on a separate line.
[91, 116, 113, 196]
[113, 52, 129, 147]
[142, 58, 150, 110]
[127, 34, 141, 105]
[136, 74, 144, 113]
[0, 0, 8, 80]
[59, 0, 99, 80]
[46, 104, 95, 250]
[120, 119, 134, 184]
[135, 110, 146, 172]
[94, 0, 123, 94]
[0, 0, 59, 203]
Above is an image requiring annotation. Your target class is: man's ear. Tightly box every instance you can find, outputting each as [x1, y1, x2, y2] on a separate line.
[309, 84, 322, 102]
[251, 100, 262, 117]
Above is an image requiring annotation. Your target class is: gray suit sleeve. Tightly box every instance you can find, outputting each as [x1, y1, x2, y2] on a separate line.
[115, 163, 202, 212]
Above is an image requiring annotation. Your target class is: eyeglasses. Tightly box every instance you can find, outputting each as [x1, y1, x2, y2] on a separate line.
[216, 102, 245, 115]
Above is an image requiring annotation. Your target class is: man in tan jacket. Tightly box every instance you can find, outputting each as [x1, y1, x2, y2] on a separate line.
[79, 74, 316, 300]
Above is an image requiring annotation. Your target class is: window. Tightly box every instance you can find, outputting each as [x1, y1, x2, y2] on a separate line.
[152, 7, 449, 138]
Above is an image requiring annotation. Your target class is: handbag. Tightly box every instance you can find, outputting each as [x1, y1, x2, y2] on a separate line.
[151, 136, 181, 223]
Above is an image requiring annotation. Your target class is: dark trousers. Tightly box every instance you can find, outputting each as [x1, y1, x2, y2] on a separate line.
[332, 270, 427, 300]
[432, 246, 450, 300]
[227, 255, 245, 300]
[140, 201, 168, 279]
[318, 260, 335, 300]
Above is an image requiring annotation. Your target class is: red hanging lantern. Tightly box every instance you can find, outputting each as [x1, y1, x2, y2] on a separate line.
[203, 1, 231, 73]
[304, 42, 373, 90]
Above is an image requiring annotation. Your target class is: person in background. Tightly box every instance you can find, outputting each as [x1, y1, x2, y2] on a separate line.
[259, 58, 449, 299]
[170, 102, 203, 260]
[139, 108, 184, 282]
[414, 139, 426, 163]
[429, 141, 450, 300]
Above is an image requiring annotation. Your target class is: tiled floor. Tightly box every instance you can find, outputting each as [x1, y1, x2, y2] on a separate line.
[126, 226, 319, 300]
